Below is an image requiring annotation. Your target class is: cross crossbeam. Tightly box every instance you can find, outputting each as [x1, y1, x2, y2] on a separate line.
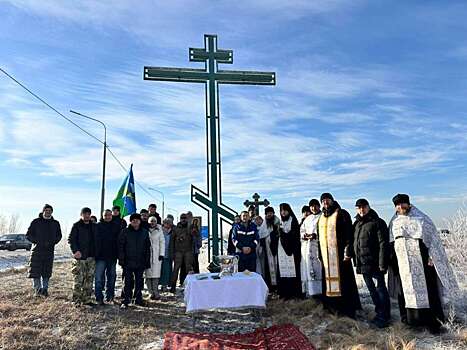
[144, 34, 276, 260]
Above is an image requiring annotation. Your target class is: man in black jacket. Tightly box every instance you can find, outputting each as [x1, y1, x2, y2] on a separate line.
[148, 203, 162, 225]
[26, 204, 62, 296]
[140, 209, 150, 230]
[352, 198, 390, 327]
[118, 213, 151, 308]
[68, 207, 97, 305]
[112, 206, 127, 229]
[94, 209, 120, 304]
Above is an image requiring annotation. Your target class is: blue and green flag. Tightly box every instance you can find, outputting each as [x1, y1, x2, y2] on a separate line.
[113, 164, 136, 218]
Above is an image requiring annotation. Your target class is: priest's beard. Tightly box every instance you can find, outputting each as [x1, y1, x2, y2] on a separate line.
[322, 201, 338, 217]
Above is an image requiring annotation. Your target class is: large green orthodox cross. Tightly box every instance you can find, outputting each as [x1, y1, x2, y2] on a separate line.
[144, 34, 276, 261]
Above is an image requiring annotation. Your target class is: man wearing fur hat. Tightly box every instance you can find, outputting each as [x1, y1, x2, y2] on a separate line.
[388, 194, 459, 333]
[118, 213, 151, 308]
[317, 193, 361, 318]
[26, 204, 62, 297]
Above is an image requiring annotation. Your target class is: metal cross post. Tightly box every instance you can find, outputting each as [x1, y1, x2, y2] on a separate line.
[144, 34, 276, 261]
[244, 193, 270, 217]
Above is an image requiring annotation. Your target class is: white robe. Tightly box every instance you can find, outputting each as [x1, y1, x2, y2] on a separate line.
[389, 206, 459, 308]
[278, 217, 296, 278]
[256, 220, 278, 286]
[301, 213, 322, 296]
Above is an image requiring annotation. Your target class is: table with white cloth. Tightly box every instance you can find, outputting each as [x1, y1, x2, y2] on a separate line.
[184, 272, 269, 314]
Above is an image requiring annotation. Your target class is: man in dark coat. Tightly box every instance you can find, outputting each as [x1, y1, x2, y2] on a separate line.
[148, 203, 162, 225]
[94, 209, 120, 304]
[68, 207, 97, 305]
[111, 205, 127, 230]
[140, 209, 150, 230]
[317, 193, 361, 318]
[232, 211, 259, 272]
[26, 204, 62, 296]
[351, 198, 390, 327]
[118, 213, 151, 308]
[169, 213, 195, 293]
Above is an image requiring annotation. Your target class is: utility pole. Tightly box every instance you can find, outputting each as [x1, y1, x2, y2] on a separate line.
[148, 187, 165, 219]
[70, 110, 107, 216]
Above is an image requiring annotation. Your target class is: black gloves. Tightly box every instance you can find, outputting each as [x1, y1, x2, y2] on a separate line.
[158, 255, 164, 261]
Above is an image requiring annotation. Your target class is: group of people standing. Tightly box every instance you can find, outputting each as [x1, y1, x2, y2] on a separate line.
[26, 203, 201, 309]
[229, 193, 458, 333]
[25, 192, 458, 333]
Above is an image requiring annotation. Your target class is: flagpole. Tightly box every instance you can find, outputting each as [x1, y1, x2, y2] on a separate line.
[70, 110, 107, 217]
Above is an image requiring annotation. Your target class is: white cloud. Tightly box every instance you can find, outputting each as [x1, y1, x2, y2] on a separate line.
[279, 69, 387, 99]
[1, 64, 462, 204]
[5, 0, 354, 23]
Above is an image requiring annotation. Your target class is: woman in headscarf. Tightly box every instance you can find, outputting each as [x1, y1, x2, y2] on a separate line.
[270, 203, 303, 299]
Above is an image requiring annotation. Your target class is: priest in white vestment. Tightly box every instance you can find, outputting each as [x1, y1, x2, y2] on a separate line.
[301, 199, 322, 297]
[388, 194, 459, 333]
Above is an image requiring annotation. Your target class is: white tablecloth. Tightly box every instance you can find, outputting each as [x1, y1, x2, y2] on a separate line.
[184, 272, 269, 313]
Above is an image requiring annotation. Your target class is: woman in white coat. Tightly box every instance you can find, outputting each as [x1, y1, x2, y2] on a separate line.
[145, 216, 165, 299]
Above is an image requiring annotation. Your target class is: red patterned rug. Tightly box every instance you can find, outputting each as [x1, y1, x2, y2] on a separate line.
[163, 323, 315, 350]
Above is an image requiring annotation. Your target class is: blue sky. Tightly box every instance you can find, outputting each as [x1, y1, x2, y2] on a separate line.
[0, 0, 466, 231]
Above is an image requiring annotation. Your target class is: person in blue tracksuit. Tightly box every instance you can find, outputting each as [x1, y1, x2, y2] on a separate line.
[231, 211, 259, 272]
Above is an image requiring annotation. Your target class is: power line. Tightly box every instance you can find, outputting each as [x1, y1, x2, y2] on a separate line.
[0, 67, 103, 145]
[0, 67, 160, 203]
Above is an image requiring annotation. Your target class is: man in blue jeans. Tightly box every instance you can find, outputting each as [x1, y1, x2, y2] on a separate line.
[352, 198, 390, 328]
[94, 209, 120, 305]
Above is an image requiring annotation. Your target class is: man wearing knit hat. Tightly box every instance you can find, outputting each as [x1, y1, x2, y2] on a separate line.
[352, 198, 390, 328]
[317, 193, 361, 318]
[118, 213, 151, 308]
[388, 194, 459, 333]
[26, 204, 62, 297]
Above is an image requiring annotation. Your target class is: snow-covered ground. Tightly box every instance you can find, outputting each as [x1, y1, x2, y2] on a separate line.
[0, 247, 70, 273]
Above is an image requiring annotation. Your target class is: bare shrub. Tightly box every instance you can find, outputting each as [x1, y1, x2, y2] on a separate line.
[8, 213, 22, 233]
[442, 198, 467, 284]
[0, 214, 8, 234]
[0, 213, 23, 234]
